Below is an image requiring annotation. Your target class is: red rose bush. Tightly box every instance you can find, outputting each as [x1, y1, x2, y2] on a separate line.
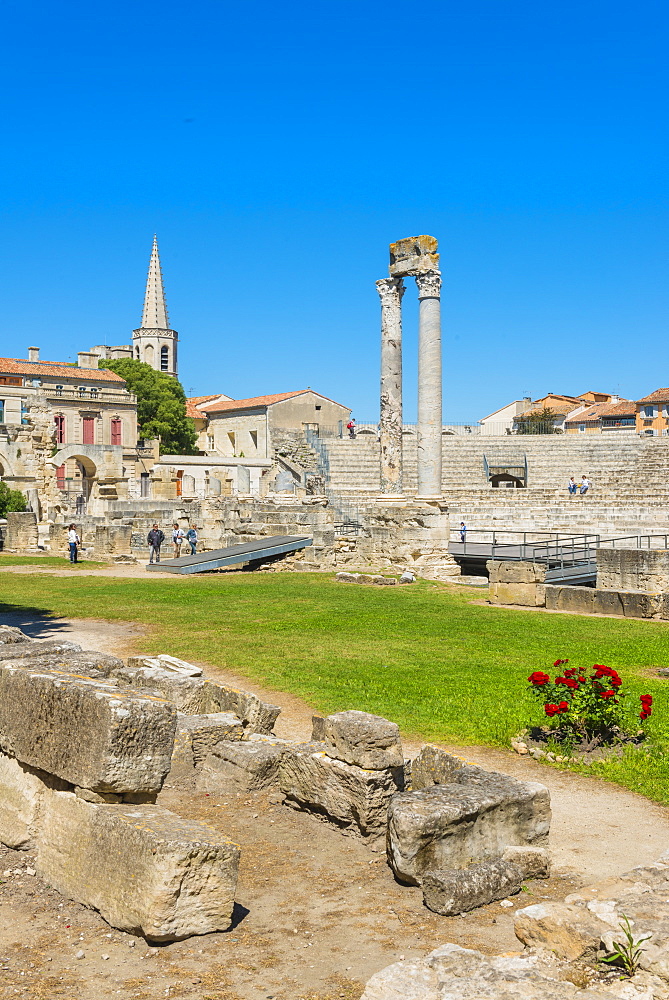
[527, 659, 652, 745]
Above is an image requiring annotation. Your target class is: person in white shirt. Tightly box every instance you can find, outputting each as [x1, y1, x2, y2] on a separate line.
[67, 524, 80, 564]
[580, 476, 591, 495]
[172, 523, 185, 558]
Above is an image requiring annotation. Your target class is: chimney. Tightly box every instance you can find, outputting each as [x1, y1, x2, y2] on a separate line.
[611, 394, 620, 404]
[28, 347, 39, 362]
[522, 396, 532, 408]
[77, 351, 100, 369]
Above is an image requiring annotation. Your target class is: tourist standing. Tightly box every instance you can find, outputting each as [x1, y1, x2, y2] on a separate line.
[172, 522, 185, 557]
[347, 417, 356, 439]
[460, 521, 467, 544]
[580, 475, 590, 495]
[568, 477, 577, 495]
[147, 523, 165, 564]
[186, 524, 198, 555]
[67, 523, 80, 563]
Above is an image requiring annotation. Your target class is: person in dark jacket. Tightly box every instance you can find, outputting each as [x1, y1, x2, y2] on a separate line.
[147, 524, 165, 564]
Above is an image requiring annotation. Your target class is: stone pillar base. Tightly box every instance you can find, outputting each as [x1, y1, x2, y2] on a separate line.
[415, 494, 444, 502]
[374, 495, 407, 505]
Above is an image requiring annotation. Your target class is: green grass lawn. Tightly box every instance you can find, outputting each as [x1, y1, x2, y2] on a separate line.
[0, 555, 107, 567]
[1, 571, 668, 802]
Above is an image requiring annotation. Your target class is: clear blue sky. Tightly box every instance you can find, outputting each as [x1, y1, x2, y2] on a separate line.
[0, 0, 666, 422]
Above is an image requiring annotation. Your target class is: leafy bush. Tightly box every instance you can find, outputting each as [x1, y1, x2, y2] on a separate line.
[527, 659, 652, 743]
[0, 482, 27, 517]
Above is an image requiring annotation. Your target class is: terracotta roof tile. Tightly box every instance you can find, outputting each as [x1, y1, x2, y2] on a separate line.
[637, 388, 669, 404]
[186, 395, 221, 418]
[564, 400, 635, 423]
[0, 357, 126, 384]
[202, 390, 310, 413]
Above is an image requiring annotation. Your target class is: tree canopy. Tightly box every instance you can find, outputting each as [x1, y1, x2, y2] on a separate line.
[0, 482, 27, 517]
[515, 406, 562, 435]
[100, 359, 198, 455]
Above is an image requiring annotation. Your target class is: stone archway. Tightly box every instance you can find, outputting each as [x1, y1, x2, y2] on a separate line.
[48, 448, 98, 508]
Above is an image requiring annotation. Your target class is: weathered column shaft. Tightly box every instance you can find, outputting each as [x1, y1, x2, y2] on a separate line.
[376, 278, 404, 494]
[416, 271, 442, 498]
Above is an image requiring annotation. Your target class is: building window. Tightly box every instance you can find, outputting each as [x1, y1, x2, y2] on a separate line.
[644, 405, 656, 418]
[160, 346, 169, 371]
[315, 405, 321, 411]
[56, 464, 66, 490]
[54, 414, 65, 444]
[135, 346, 140, 359]
[250, 430, 258, 449]
[111, 418, 122, 446]
[207, 435, 215, 450]
[55, 384, 63, 396]
[82, 417, 95, 445]
[578, 424, 586, 433]
[20, 401, 29, 424]
[0, 400, 4, 423]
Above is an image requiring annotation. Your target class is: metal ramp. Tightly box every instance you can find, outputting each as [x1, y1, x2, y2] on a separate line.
[146, 535, 313, 575]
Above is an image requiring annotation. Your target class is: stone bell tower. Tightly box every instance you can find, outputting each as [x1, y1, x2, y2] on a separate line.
[132, 236, 178, 378]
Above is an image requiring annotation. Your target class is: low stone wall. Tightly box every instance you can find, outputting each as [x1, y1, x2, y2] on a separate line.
[597, 547, 669, 592]
[544, 584, 666, 619]
[4, 511, 38, 552]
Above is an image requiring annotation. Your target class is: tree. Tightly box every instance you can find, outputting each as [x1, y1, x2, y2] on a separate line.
[0, 482, 27, 517]
[100, 359, 198, 455]
[515, 407, 562, 434]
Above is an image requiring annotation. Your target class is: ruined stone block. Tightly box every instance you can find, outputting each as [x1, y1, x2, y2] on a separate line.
[502, 845, 551, 878]
[389, 235, 439, 277]
[514, 902, 609, 960]
[37, 790, 240, 941]
[0, 639, 82, 660]
[387, 766, 551, 885]
[9, 650, 126, 679]
[0, 626, 30, 644]
[323, 710, 404, 770]
[280, 743, 403, 846]
[422, 859, 524, 915]
[410, 746, 464, 790]
[176, 712, 244, 766]
[0, 751, 47, 849]
[199, 736, 288, 792]
[544, 585, 595, 614]
[198, 680, 281, 735]
[0, 663, 176, 793]
[116, 665, 205, 713]
[127, 654, 203, 678]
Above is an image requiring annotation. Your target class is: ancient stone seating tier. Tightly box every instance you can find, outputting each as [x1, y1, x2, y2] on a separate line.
[0, 624, 552, 938]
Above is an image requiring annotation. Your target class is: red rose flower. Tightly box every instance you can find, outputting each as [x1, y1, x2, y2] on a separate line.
[640, 710, 650, 721]
[600, 690, 616, 699]
[640, 695, 653, 706]
[544, 703, 560, 717]
[528, 671, 550, 686]
[553, 659, 569, 667]
[564, 668, 576, 677]
[578, 676, 586, 683]
[558, 701, 569, 712]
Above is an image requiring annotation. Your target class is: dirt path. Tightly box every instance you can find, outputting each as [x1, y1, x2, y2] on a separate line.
[0, 612, 667, 1000]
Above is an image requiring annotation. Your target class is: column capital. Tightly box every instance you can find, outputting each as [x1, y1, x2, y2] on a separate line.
[415, 270, 442, 300]
[376, 276, 405, 303]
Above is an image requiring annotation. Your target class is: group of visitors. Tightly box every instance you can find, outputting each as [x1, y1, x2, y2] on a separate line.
[147, 523, 198, 564]
[568, 475, 591, 495]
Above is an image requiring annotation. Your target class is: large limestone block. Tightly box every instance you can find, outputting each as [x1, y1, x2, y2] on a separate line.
[0, 639, 82, 660]
[0, 751, 49, 849]
[4, 650, 126, 680]
[361, 942, 644, 1000]
[199, 736, 288, 792]
[37, 791, 240, 941]
[422, 860, 524, 915]
[323, 710, 404, 770]
[0, 663, 176, 793]
[280, 744, 403, 846]
[387, 766, 551, 885]
[489, 582, 545, 607]
[514, 902, 610, 960]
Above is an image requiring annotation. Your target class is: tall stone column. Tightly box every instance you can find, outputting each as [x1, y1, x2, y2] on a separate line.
[376, 277, 404, 495]
[415, 270, 442, 499]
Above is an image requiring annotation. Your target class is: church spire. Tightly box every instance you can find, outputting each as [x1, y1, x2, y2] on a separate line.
[141, 235, 170, 330]
[132, 236, 179, 377]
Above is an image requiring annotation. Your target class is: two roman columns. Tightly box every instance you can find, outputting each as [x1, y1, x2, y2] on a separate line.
[376, 236, 442, 499]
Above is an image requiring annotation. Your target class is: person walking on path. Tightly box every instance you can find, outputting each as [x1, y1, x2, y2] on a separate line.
[172, 522, 185, 558]
[186, 524, 198, 555]
[568, 477, 577, 495]
[147, 523, 165, 564]
[580, 475, 591, 495]
[347, 417, 356, 439]
[460, 521, 467, 544]
[67, 523, 80, 563]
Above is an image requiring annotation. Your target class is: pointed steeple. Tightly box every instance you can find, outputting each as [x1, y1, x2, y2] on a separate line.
[141, 235, 170, 330]
[132, 236, 179, 377]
